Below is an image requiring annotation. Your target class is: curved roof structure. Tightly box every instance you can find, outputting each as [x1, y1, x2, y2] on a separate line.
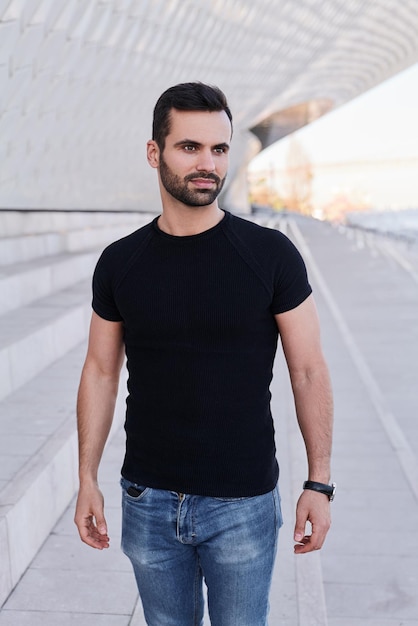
[1, 0, 418, 212]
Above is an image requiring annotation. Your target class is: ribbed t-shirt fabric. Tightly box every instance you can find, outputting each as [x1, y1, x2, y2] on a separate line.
[92, 211, 312, 497]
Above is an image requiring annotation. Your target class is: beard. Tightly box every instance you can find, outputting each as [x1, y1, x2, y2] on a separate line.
[159, 154, 226, 207]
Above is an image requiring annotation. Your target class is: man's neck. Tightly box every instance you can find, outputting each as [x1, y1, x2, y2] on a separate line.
[157, 204, 224, 236]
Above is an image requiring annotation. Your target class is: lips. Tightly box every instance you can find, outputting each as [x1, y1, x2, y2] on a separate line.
[190, 178, 217, 188]
[186, 173, 220, 189]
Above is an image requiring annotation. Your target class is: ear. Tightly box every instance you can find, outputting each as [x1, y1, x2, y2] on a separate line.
[147, 140, 160, 169]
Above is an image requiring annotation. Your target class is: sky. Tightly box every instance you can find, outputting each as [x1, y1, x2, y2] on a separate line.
[249, 62, 418, 212]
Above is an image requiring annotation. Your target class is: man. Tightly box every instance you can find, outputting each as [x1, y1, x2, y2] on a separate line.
[74, 82, 333, 626]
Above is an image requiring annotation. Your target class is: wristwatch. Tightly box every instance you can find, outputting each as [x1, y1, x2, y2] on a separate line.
[303, 480, 336, 501]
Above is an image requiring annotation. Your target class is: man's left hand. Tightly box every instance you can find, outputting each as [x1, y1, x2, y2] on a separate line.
[293, 489, 331, 554]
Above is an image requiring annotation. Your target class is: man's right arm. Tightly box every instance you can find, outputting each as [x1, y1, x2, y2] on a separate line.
[74, 312, 125, 549]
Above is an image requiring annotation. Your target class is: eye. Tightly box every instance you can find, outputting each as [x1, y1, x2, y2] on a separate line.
[213, 146, 229, 154]
[184, 144, 197, 152]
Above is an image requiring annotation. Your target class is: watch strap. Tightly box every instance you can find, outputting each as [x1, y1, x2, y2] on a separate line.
[303, 480, 336, 501]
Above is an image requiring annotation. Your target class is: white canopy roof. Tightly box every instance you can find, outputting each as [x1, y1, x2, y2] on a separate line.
[1, 0, 418, 211]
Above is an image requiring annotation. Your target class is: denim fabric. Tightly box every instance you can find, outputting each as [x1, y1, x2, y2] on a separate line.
[121, 478, 282, 626]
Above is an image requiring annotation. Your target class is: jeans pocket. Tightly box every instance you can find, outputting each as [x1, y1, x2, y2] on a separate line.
[121, 477, 150, 501]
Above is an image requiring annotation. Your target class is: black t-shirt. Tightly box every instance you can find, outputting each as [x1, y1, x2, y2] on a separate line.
[93, 211, 312, 496]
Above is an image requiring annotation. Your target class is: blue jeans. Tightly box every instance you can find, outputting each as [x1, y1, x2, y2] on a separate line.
[121, 478, 282, 626]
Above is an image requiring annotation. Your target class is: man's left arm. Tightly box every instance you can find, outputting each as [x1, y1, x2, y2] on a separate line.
[275, 294, 333, 554]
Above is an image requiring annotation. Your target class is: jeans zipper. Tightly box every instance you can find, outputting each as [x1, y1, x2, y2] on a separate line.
[176, 493, 185, 540]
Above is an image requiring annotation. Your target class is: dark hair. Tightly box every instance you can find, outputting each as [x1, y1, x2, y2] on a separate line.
[152, 82, 233, 150]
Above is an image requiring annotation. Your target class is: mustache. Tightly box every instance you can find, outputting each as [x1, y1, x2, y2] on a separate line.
[185, 172, 221, 185]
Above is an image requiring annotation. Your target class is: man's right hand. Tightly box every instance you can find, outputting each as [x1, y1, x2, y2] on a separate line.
[74, 483, 110, 549]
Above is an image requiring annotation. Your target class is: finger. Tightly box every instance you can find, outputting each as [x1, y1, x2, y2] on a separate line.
[294, 526, 325, 554]
[77, 515, 110, 549]
[294, 511, 308, 544]
[82, 529, 109, 549]
[94, 513, 108, 537]
[92, 517, 110, 544]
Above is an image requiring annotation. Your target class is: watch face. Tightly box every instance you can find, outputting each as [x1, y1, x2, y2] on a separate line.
[330, 482, 337, 501]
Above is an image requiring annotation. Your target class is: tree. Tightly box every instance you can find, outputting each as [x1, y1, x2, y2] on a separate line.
[283, 137, 313, 214]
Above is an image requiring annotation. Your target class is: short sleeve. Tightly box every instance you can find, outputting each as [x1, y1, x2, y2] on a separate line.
[271, 236, 312, 314]
[92, 250, 123, 322]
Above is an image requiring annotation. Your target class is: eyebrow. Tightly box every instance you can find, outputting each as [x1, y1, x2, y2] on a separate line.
[174, 139, 230, 151]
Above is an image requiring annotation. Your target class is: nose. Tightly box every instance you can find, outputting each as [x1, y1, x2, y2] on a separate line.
[196, 148, 215, 172]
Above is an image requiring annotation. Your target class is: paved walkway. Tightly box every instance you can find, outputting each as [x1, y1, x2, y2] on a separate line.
[1, 213, 417, 625]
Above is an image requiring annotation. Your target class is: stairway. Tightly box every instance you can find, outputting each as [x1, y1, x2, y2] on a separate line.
[0, 210, 153, 606]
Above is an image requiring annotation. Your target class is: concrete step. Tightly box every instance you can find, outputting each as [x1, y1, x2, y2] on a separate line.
[0, 232, 64, 266]
[0, 279, 91, 402]
[0, 210, 149, 238]
[0, 220, 151, 266]
[0, 211, 154, 608]
[0, 341, 127, 606]
[0, 250, 98, 315]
